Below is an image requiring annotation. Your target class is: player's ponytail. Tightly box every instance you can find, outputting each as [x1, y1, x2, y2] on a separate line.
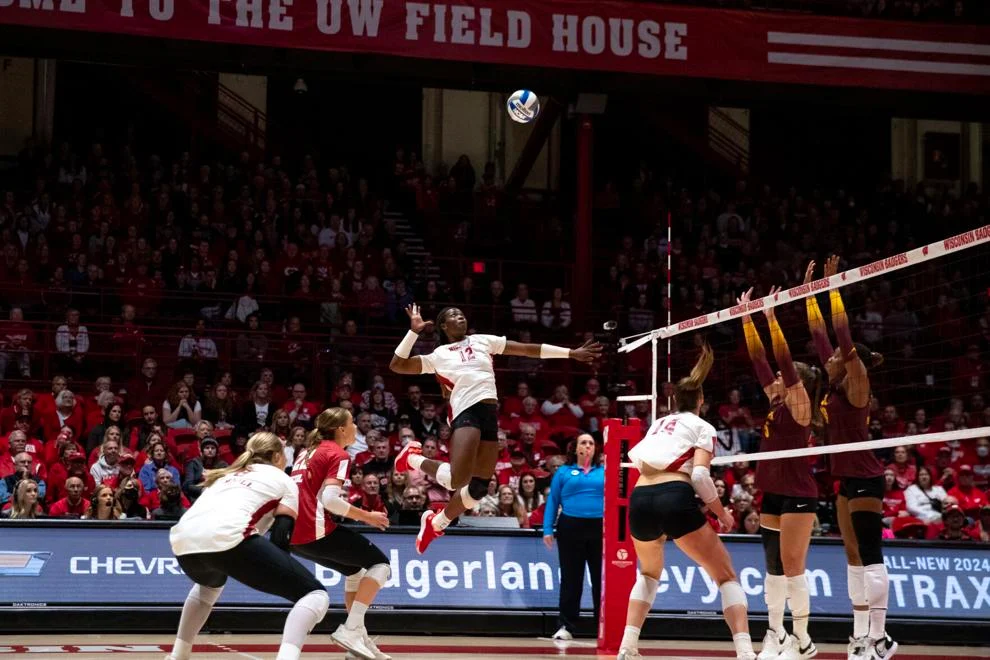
[306, 407, 351, 450]
[675, 343, 714, 413]
[203, 431, 283, 488]
[796, 362, 823, 429]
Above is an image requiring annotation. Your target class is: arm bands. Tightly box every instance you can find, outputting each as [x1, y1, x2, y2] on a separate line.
[320, 484, 353, 517]
[394, 330, 419, 359]
[540, 344, 570, 359]
[269, 514, 295, 551]
[691, 465, 718, 504]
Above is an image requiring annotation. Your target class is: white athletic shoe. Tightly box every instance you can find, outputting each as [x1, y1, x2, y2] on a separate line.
[737, 652, 758, 660]
[616, 648, 642, 659]
[361, 633, 392, 660]
[848, 635, 869, 660]
[864, 634, 898, 660]
[551, 626, 573, 641]
[777, 634, 818, 660]
[757, 629, 787, 660]
[331, 624, 376, 660]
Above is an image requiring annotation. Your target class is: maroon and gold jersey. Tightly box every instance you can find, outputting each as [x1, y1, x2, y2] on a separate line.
[756, 400, 817, 498]
[821, 385, 884, 479]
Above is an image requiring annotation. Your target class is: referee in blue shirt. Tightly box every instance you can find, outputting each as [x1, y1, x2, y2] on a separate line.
[543, 433, 605, 640]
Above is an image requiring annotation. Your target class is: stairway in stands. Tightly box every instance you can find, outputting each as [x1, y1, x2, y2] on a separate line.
[385, 209, 445, 288]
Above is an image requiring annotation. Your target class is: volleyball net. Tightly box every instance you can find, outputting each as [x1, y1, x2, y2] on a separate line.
[597, 224, 990, 652]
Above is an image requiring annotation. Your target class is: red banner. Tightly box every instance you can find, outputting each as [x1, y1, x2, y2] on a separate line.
[2, 0, 989, 94]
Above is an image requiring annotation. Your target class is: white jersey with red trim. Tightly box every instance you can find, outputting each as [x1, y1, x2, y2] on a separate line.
[629, 412, 717, 475]
[169, 463, 298, 556]
[419, 334, 506, 421]
[290, 441, 351, 546]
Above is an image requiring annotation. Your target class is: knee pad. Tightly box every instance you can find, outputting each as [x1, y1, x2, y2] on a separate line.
[468, 477, 489, 500]
[851, 511, 884, 566]
[365, 563, 391, 588]
[300, 589, 330, 621]
[761, 528, 784, 576]
[344, 569, 366, 594]
[847, 565, 867, 606]
[629, 573, 659, 605]
[785, 575, 810, 617]
[719, 580, 747, 611]
[863, 563, 889, 610]
[191, 583, 224, 606]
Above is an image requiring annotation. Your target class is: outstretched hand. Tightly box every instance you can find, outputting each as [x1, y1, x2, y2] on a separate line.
[405, 303, 434, 334]
[823, 255, 841, 278]
[803, 260, 816, 285]
[763, 286, 782, 321]
[736, 286, 754, 306]
[570, 340, 603, 363]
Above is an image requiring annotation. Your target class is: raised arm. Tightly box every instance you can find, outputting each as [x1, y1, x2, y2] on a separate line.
[502, 338, 602, 363]
[764, 287, 811, 426]
[738, 287, 775, 395]
[825, 255, 870, 408]
[389, 304, 432, 375]
[804, 260, 835, 365]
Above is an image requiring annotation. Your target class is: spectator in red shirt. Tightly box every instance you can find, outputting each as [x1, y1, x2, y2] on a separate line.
[947, 465, 987, 517]
[282, 382, 320, 428]
[576, 378, 602, 418]
[501, 381, 530, 419]
[260, 367, 290, 408]
[355, 432, 394, 478]
[541, 385, 584, 429]
[972, 437, 990, 490]
[507, 397, 550, 440]
[0, 431, 46, 480]
[882, 468, 907, 526]
[46, 449, 95, 505]
[497, 450, 530, 490]
[49, 475, 87, 517]
[888, 445, 917, 490]
[348, 472, 388, 514]
[880, 405, 906, 438]
[935, 504, 973, 541]
[971, 505, 990, 543]
[126, 358, 167, 412]
[722, 455, 755, 493]
[40, 389, 84, 445]
[112, 304, 147, 364]
[718, 388, 755, 429]
[0, 306, 36, 381]
[140, 466, 190, 510]
[406, 437, 449, 504]
[0, 388, 34, 435]
[952, 344, 986, 398]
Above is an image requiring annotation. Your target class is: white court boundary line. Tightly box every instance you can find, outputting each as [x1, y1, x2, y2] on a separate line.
[619, 426, 990, 468]
[619, 224, 990, 353]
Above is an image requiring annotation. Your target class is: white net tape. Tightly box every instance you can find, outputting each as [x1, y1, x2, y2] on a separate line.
[619, 223, 990, 353]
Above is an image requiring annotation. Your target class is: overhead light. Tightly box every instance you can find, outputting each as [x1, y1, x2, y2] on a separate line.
[293, 78, 308, 94]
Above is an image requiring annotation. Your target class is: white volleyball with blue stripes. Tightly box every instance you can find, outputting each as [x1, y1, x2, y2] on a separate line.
[506, 89, 540, 124]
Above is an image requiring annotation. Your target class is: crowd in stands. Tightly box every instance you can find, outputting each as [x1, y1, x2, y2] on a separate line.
[0, 134, 987, 545]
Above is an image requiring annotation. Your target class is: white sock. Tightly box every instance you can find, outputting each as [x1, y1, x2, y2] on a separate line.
[407, 453, 425, 471]
[864, 563, 889, 640]
[764, 574, 787, 637]
[847, 565, 868, 638]
[620, 625, 641, 650]
[786, 575, 811, 645]
[173, 584, 223, 660]
[432, 510, 452, 531]
[435, 462, 453, 490]
[279, 590, 328, 660]
[733, 632, 754, 656]
[346, 601, 369, 630]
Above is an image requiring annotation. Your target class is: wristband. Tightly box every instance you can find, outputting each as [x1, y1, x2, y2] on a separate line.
[540, 344, 570, 359]
[394, 330, 419, 359]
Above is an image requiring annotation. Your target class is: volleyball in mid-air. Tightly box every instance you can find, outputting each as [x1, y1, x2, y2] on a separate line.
[506, 89, 540, 124]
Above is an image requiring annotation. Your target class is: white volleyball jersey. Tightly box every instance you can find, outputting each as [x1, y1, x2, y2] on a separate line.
[629, 412, 717, 475]
[419, 334, 506, 421]
[169, 463, 298, 556]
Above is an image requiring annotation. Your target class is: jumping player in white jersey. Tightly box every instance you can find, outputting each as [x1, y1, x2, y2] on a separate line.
[290, 407, 392, 660]
[166, 432, 328, 660]
[389, 304, 600, 553]
[618, 345, 756, 660]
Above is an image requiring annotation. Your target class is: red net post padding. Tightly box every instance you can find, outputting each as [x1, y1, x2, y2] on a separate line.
[598, 417, 641, 654]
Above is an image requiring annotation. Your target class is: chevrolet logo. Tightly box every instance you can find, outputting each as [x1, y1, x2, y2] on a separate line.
[0, 551, 52, 577]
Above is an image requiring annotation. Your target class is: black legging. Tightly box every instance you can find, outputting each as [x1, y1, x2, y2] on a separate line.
[177, 535, 323, 602]
[292, 525, 389, 576]
[555, 514, 603, 634]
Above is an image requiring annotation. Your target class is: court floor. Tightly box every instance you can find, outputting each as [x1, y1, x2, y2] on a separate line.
[0, 635, 985, 659]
